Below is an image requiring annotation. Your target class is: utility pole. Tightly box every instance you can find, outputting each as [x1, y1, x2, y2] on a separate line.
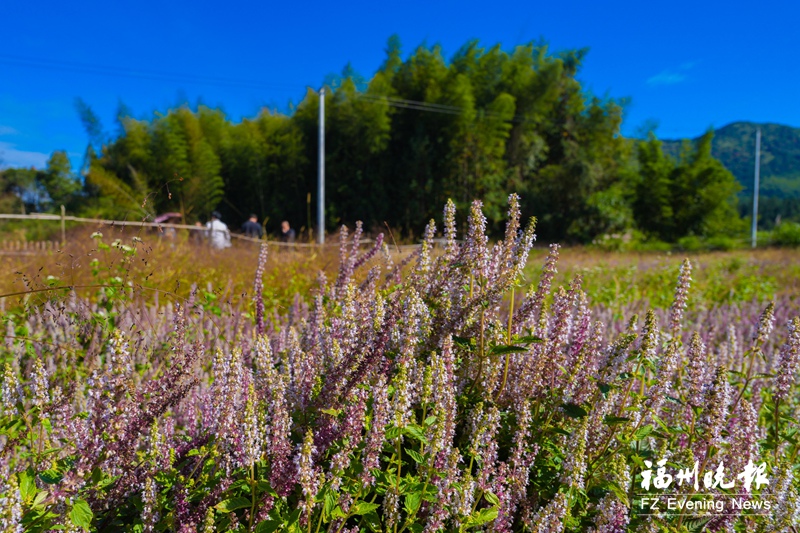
[317, 87, 325, 245]
[751, 127, 761, 248]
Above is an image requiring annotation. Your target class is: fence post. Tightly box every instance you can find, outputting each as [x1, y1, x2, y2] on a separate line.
[61, 205, 66, 247]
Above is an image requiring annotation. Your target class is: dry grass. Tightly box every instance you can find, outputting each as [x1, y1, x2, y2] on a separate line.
[1, 226, 798, 315]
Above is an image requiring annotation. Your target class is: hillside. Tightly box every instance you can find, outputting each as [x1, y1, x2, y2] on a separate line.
[662, 122, 800, 198]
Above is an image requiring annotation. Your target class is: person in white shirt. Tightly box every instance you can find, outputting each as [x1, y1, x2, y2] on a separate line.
[205, 211, 231, 250]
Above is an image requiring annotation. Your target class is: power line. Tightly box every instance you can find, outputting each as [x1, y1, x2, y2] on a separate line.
[3, 54, 723, 134]
[2, 53, 531, 122]
[357, 94, 463, 116]
[0, 54, 305, 92]
[356, 93, 531, 123]
[360, 94, 464, 113]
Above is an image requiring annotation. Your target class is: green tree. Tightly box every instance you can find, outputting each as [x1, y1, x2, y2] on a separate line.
[220, 109, 307, 232]
[670, 130, 744, 239]
[520, 49, 631, 242]
[0, 167, 35, 213]
[0, 153, 81, 214]
[633, 134, 675, 239]
[69, 37, 744, 242]
[41, 151, 81, 211]
[633, 130, 744, 242]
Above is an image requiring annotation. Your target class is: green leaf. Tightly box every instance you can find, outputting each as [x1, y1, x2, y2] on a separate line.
[466, 506, 499, 528]
[633, 424, 654, 440]
[323, 489, 338, 520]
[362, 511, 382, 532]
[604, 480, 630, 506]
[484, 491, 500, 505]
[650, 413, 671, 433]
[452, 335, 473, 347]
[0, 418, 24, 437]
[39, 463, 68, 484]
[684, 517, 712, 532]
[255, 521, 282, 533]
[404, 425, 429, 445]
[18, 469, 37, 501]
[69, 498, 93, 529]
[286, 508, 302, 526]
[320, 408, 341, 417]
[404, 492, 422, 514]
[423, 416, 437, 427]
[229, 479, 249, 492]
[351, 501, 380, 515]
[90, 467, 105, 485]
[385, 426, 401, 440]
[406, 449, 425, 464]
[603, 415, 631, 425]
[215, 497, 252, 513]
[422, 483, 439, 502]
[32, 490, 49, 508]
[490, 345, 528, 355]
[562, 403, 588, 418]
[515, 335, 545, 344]
[256, 481, 279, 497]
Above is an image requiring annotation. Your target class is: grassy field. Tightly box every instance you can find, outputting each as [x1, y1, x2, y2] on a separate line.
[2, 226, 797, 321]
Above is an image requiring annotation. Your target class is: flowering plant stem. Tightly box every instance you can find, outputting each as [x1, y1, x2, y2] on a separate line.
[395, 437, 402, 533]
[495, 287, 515, 402]
[469, 305, 487, 397]
[248, 463, 257, 532]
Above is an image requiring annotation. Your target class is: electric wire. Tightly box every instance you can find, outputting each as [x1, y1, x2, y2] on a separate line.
[1, 53, 530, 122]
[0, 54, 304, 91]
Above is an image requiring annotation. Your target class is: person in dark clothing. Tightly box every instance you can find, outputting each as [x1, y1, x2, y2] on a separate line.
[242, 214, 263, 239]
[280, 220, 296, 243]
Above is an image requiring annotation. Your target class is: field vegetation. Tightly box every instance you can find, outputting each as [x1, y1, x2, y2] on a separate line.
[1, 197, 799, 532]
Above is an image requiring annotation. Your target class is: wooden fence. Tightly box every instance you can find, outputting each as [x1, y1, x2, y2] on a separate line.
[0, 240, 60, 254]
[0, 212, 421, 253]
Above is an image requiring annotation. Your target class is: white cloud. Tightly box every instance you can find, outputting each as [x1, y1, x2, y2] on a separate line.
[647, 70, 687, 86]
[0, 141, 49, 169]
[647, 62, 697, 86]
[0, 125, 19, 136]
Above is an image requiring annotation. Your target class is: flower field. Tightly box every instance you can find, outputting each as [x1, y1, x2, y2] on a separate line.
[1, 196, 799, 532]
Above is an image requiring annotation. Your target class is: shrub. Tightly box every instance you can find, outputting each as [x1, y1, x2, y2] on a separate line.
[704, 235, 742, 251]
[676, 235, 742, 252]
[676, 235, 704, 252]
[772, 221, 800, 247]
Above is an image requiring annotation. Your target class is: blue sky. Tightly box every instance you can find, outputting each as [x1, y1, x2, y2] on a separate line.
[1, 0, 798, 169]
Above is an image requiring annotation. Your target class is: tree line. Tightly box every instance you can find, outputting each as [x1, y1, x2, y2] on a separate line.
[1, 37, 745, 243]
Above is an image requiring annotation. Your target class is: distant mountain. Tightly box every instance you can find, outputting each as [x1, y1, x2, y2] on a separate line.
[661, 122, 800, 198]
